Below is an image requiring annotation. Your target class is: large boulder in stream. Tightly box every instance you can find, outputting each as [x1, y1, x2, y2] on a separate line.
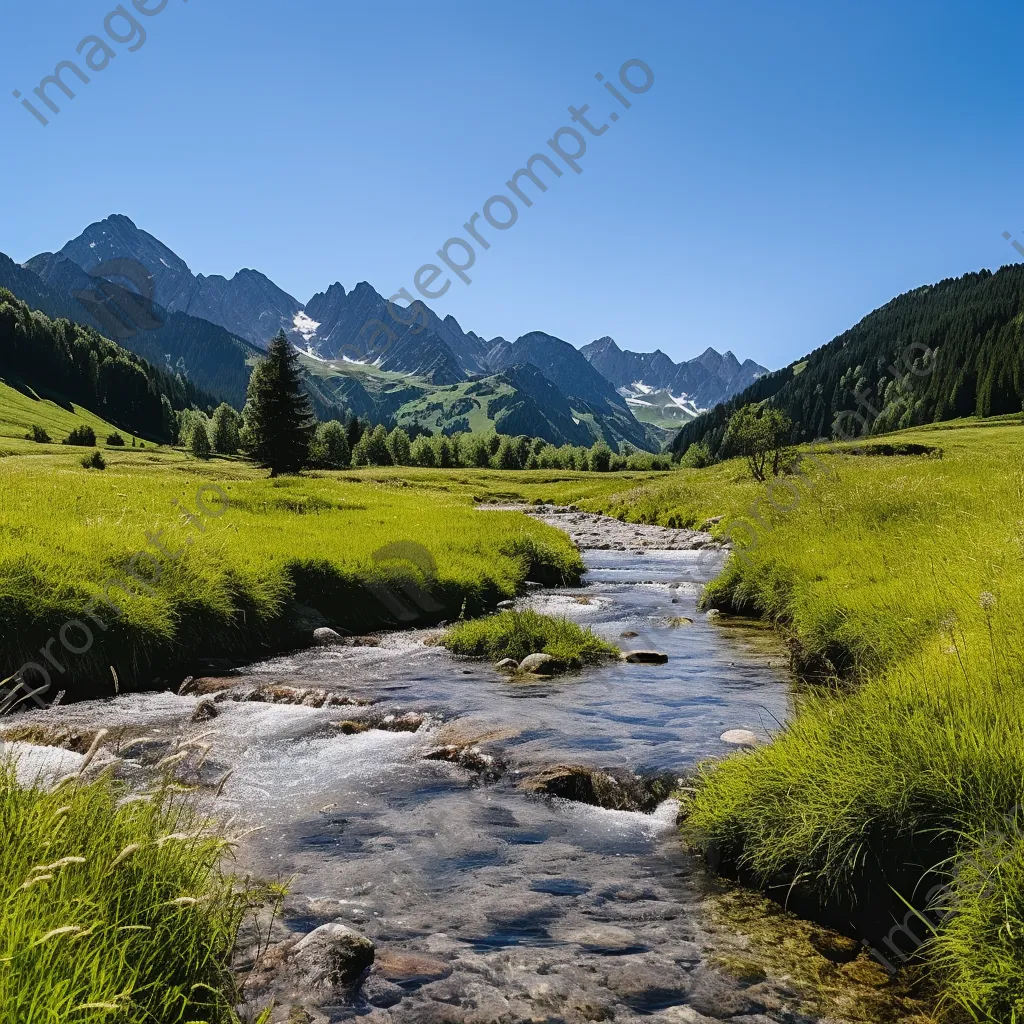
[293, 922, 375, 991]
[520, 764, 677, 812]
[518, 653, 566, 675]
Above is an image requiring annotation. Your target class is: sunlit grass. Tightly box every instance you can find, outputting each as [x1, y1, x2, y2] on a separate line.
[0, 450, 586, 695]
[0, 756, 261, 1024]
[582, 420, 1024, 1021]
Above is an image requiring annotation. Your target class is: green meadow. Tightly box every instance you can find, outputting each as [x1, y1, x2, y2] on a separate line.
[0, 446, 600, 697]
[4, 393, 1024, 1020]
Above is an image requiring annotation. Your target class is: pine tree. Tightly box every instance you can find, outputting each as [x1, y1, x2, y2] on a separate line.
[241, 332, 316, 476]
[366, 425, 392, 466]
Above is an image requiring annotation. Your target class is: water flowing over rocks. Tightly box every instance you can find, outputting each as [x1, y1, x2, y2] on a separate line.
[2, 508, 902, 1022]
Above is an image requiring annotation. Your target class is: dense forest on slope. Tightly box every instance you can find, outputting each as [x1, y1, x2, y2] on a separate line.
[0, 288, 216, 441]
[672, 265, 1024, 458]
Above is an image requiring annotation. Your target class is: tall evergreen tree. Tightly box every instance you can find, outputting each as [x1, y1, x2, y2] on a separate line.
[242, 332, 316, 476]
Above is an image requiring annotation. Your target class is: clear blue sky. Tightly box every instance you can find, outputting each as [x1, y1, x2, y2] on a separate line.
[2, 0, 1022, 370]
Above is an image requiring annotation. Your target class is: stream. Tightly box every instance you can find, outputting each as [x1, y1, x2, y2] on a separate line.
[9, 509, 819, 1024]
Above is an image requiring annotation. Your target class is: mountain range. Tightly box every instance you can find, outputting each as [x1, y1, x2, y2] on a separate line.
[1, 215, 769, 451]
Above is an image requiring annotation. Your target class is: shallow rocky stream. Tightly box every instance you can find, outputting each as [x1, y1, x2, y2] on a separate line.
[6, 509, 866, 1024]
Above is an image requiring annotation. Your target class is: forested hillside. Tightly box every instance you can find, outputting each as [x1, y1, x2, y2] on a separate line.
[672, 264, 1024, 458]
[0, 288, 216, 441]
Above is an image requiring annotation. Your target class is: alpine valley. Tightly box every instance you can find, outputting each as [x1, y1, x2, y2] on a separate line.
[0, 215, 767, 451]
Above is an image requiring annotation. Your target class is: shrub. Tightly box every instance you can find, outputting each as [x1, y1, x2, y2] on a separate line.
[210, 403, 241, 455]
[63, 425, 96, 447]
[106, 432, 126, 447]
[723, 405, 792, 480]
[190, 423, 212, 459]
[80, 450, 106, 470]
[310, 420, 351, 469]
[442, 609, 618, 665]
[24, 425, 50, 444]
[678, 440, 712, 468]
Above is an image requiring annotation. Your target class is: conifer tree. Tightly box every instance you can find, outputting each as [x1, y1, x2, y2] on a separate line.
[241, 332, 316, 476]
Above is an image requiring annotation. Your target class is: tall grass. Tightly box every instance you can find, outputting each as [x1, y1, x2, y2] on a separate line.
[441, 608, 618, 664]
[582, 422, 1024, 1021]
[0, 757, 254, 1023]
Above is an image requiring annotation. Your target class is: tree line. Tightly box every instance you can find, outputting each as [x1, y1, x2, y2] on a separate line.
[183, 333, 673, 475]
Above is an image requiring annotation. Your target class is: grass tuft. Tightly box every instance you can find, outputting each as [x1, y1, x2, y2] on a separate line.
[0, 759, 255, 1023]
[441, 609, 618, 665]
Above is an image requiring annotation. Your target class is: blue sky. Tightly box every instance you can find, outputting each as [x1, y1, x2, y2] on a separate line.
[2, 0, 1023, 370]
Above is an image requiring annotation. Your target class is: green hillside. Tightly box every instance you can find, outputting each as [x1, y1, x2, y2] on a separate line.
[303, 355, 656, 450]
[672, 263, 1024, 459]
[0, 380, 130, 456]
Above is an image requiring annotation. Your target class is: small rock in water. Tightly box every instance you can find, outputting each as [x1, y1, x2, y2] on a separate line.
[374, 950, 451, 983]
[332, 720, 369, 735]
[521, 764, 675, 812]
[720, 729, 760, 747]
[495, 658, 519, 671]
[380, 712, 425, 733]
[705, 608, 721, 620]
[360, 975, 404, 1008]
[620, 631, 639, 638]
[622, 650, 669, 664]
[497, 599, 516, 610]
[312, 627, 345, 646]
[518, 653, 565, 675]
[191, 699, 218, 722]
[666, 616, 694, 627]
[292, 922, 375, 990]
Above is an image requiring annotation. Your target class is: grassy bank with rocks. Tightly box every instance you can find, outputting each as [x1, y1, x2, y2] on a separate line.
[576, 419, 1024, 1021]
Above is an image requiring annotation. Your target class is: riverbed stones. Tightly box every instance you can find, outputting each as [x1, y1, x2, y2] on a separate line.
[518, 652, 566, 675]
[374, 950, 451, 984]
[332, 720, 369, 735]
[495, 658, 519, 671]
[622, 650, 670, 664]
[191, 699, 218, 722]
[293, 922, 375, 990]
[312, 627, 345, 646]
[720, 729, 760, 747]
[520, 764, 676, 812]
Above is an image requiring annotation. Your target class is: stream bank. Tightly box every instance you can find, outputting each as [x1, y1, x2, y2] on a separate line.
[2, 508, 931, 1023]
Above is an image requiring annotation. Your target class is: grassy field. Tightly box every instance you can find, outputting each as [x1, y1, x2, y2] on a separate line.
[572, 418, 1024, 1022]
[4, 395, 1024, 1019]
[0, 447, 606, 699]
